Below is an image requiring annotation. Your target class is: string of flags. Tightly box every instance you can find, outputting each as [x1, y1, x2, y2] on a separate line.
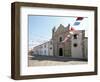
[73, 17, 84, 26]
[62, 17, 84, 43]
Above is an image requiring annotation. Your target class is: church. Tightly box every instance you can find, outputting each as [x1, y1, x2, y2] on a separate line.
[32, 24, 88, 59]
[52, 24, 87, 59]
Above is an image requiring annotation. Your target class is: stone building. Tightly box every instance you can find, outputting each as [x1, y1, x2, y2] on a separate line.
[32, 24, 88, 59]
[52, 24, 87, 59]
[52, 24, 71, 57]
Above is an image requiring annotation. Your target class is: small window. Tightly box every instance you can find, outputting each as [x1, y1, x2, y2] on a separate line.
[73, 43, 78, 47]
[73, 34, 78, 39]
[44, 44, 46, 48]
[50, 41, 52, 45]
[50, 47, 52, 49]
[44, 50, 46, 54]
[59, 37, 62, 42]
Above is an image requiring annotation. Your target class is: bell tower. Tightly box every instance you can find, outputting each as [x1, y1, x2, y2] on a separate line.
[71, 30, 85, 58]
[52, 26, 56, 38]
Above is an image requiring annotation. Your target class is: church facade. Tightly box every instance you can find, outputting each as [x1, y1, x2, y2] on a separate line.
[52, 24, 87, 59]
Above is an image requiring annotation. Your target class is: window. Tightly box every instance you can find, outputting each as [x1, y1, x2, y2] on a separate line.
[44, 44, 46, 48]
[59, 37, 62, 42]
[50, 47, 52, 49]
[73, 34, 78, 39]
[50, 41, 52, 45]
[41, 51, 43, 54]
[44, 50, 46, 54]
[73, 43, 78, 47]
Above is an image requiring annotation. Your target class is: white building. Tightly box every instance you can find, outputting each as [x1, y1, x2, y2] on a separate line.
[33, 40, 53, 56]
[71, 31, 83, 58]
[71, 30, 87, 59]
[48, 40, 53, 56]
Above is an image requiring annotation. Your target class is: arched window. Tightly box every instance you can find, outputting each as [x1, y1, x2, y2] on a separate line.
[73, 34, 78, 39]
[59, 37, 62, 42]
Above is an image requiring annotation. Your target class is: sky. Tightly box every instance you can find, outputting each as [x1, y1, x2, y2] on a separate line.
[28, 15, 88, 50]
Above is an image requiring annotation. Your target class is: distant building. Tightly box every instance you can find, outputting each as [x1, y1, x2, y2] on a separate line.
[48, 40, 53, 56]
[33, 40, 53, 56]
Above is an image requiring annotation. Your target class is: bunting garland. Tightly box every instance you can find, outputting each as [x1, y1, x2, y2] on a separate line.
[73, 17, 84, 26]
[62, 17, 84, 43]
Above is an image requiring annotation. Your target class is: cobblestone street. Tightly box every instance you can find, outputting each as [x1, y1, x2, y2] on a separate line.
[28, 55, 87, 66]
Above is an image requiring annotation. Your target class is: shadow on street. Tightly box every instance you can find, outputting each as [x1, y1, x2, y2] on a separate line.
[29, 55, 87, 62]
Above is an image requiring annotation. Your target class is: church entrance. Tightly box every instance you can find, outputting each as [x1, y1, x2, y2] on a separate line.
[59, 48, 63, 56]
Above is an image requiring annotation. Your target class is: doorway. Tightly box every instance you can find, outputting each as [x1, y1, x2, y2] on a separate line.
[59, 48, 63, 56]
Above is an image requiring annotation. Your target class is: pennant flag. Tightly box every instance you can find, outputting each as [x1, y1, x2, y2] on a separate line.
[62, 37, 68, 43]
[69, 27, 75, 31]
[67, 34, 70, 38]
[69, 31, 74, 34]
[62, 34, 72, 43]
[73, 22, 80, 26]
[69, 27, 81, 35]
[69, 27, 76, 34]
[76, 17, 83, 21]
[73, 17, 84, 26]
[70, 27, 76, 31]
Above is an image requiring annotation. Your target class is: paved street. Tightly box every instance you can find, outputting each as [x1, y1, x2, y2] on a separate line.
[28, 55, 87, 66]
